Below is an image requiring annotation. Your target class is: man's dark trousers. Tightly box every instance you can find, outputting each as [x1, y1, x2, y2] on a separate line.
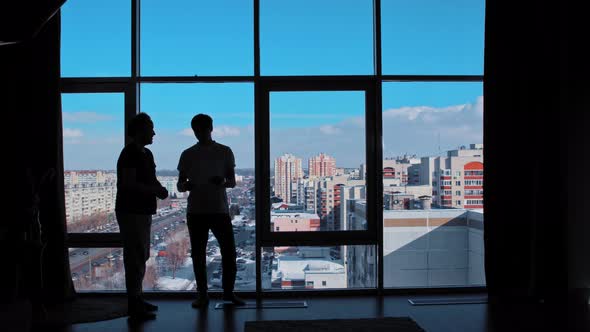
[116, 212, 151, 299]
[187, 213, 237, 294]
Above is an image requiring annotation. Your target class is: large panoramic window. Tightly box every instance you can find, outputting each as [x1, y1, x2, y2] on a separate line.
[61, 1, 485, 293]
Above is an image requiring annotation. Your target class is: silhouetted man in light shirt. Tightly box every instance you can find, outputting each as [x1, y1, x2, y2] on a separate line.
[177, 113, 245, 308]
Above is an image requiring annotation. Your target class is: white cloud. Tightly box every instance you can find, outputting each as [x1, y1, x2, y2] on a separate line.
[179, 125, 241, 138]
[63, 128, 83, 138]
[63, 111, 113, 123]
[383, 105, 464, 121]
[273, 114, 342, 119]
[469, 96, 484, 117]
[438, 124, 482, 142]
[319, 125, 342, 135]
[179, 128, 194, 137]
[342, 116, 365, 128]
[81, 136, 124, 145]
[382, 96, 484, 123]
[213, 125, 241, 138]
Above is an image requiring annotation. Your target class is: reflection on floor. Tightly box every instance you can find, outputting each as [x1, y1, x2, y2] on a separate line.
[32, 293, 589, 332]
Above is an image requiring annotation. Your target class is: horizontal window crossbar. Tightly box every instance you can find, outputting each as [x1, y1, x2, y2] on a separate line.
[260, 77, 374, 91]
[259, 231, 376, 247]
[62, 75, 483, 84]
[381, 75, 483, 82]
[66, 233, 122, 248]
[60, 80, 130, 92]
[139, 76, 255, 83]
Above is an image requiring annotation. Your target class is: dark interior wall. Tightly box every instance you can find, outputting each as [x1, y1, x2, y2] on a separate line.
[564, 84, 590, 296]
[484, 0, 589, 305]
[562, 7, 590, 297]
[560, 8, 590, 330]
[568, 108, 590, 291]
[484, 0, 554, 299]
[3, 7, 74, 302]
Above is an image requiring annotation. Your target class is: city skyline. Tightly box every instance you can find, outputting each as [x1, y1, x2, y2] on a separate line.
[62, 91, 483, 170]
[62, 141, 483, 174]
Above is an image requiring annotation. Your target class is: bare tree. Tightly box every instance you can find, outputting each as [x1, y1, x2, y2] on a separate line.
[165, 233, 190, 279]
[143, 263, 159, 290]
[69, 211, 108, 232]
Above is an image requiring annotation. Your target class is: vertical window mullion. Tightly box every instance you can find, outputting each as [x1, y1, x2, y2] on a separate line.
[253, 0, 262, 300]
[373, 0, 384, 294]
[373, 0, 382, 77]
[129, 0, 140, 145]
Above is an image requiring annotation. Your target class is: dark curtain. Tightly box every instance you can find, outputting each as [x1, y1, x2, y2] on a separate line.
[3, 9, 75, 303]
[484, 0, 558, 301]
[484, 0, 588, 312]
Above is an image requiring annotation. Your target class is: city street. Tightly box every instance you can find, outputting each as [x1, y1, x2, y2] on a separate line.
[69, 209, 258, 291]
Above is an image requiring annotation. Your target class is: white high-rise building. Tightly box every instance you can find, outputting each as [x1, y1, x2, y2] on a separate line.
[420, 144, 484, 209]
[274, 154, 303, 203]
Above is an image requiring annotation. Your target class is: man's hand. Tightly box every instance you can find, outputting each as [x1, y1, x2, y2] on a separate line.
[156, 186, 169, 199]
[182, 181, 195, 191]
[208, 175, 225, 186]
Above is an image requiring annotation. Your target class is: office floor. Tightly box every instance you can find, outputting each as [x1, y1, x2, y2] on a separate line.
[30, 293, 587, 332]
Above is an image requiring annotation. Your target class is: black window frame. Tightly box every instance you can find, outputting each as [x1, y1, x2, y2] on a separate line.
[60, 0, 485, 296]
[61, 81, 134, 248]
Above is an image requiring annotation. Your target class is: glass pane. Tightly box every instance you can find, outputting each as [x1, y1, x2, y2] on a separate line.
[71, 212, 257, 291]
[141, 83, 255, 291]
[141, 0, 253, 76]
[381, 82, 485, 287]
[62, 93, 124, 233]
[261, 246, 376, 290]
[69, 211, 189, 291]
[70, 248, 125, 290]
[261, 0, 374, 75]
[381, 0, 485, 75]
[270, 91, 366, 232]
[61, 0, 130, 77]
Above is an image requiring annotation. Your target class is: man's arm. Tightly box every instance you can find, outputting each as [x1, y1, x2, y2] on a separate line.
[223, 167, 236, 188]
[119, 168, 163, 195]
[223, 149, 236, 188]
[176, 151, 192, 192]
[177, 171, 193, 192]
[148, 151, 168, 199]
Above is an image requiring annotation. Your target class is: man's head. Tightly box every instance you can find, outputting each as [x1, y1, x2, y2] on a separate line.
[191, 113, 213, 142]
[128, 112, 155, 146]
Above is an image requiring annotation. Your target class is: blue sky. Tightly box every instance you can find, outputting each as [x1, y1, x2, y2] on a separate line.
[61, 0, 485, 170]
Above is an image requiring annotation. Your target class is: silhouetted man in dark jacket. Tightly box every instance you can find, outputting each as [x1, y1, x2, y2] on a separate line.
[116, 113, 168, 321]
